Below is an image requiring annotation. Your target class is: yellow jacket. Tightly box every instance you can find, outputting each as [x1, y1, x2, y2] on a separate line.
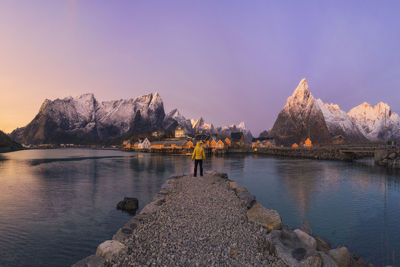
[192, 143, 205, 160]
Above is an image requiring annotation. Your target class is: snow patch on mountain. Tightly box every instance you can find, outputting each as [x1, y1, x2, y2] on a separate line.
[316, 99, 365, 140]
[11, 92, 165, 144]
[348, 102, 400, 141]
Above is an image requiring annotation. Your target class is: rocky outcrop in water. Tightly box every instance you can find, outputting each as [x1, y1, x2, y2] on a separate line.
[116, 197, 139, 215]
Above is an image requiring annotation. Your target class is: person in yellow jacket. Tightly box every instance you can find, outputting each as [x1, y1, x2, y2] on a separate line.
[192, 142, 205, 177]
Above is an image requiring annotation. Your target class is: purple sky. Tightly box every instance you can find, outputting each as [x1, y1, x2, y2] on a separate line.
[0, 0, 399, 135]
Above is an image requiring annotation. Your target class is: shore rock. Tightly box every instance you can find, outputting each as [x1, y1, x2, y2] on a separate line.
[328, 247, 351, 267]
[316, 236, 332, 252]
[301, 221, 312, 235]
[294, 229, 317, 249]
[247, 203, 282, 232]
[96, 240, 125, 261]
[71, 255, 105, 267]
[299, 253, 323, 267]
[319, 252, 338, 267]
[116, 197, 138, 214]
[237, 191, 256, 209]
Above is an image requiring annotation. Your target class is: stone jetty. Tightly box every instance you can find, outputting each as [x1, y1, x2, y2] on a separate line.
[73, 172, 372, 267]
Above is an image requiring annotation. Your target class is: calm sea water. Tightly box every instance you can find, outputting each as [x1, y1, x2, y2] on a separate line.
[0, 149, 399, 266]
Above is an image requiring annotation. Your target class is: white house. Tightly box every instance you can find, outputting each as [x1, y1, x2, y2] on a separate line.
[138, 138, 151, 149]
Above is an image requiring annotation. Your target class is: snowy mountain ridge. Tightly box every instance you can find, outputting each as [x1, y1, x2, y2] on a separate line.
[271, 78, 399, 143]
[11, 92, 165, 144]
[11, 92, 253, 144]
[348, 102, 400, 141]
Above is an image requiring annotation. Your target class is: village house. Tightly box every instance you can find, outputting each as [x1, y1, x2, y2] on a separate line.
[304, 138, 312, 148]
[174, 126, 185, 138]
[224, 138, 231, 147]
[122, 140, 132, 150]
[138, 138, 151, 149]
[216, 140, 225, 149]
[185, 141, 194, 149]
[150, 139, 188, 150]
[231, 132, 245, 148]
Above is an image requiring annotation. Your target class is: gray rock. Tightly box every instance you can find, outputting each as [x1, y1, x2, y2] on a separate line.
[301, 221, 312, 235]
[71, 254, 106, 267]
[351, 257, 369, 267]
[292, 247, 307, 261]
[267, 233, 300, 266]
[299, 253, 323, 267]
[316, 236, 332, 252]
[237, 191, 256, 209]
[96, 240, 125, 261]
[294, 229, 317, 249]
[229, 181, 247, 193]
[318, 252, 338, 267]
[116, 197, 138, 214]
[247, 203, 282, 232]
[328, 247, 351, 267]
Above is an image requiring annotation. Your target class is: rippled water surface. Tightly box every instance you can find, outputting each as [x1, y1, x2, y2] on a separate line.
[0, 149, 399, 266]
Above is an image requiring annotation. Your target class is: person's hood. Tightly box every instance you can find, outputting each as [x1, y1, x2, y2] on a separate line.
[195, 142, 201, 148]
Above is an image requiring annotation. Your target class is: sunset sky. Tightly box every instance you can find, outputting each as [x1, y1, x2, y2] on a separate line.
[1, 0, 399, 135]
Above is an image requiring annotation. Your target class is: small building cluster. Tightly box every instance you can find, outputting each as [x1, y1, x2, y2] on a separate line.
[122, 134, 238, 153]
[251, 137, 275, 150]
[292, 138, 312, 148]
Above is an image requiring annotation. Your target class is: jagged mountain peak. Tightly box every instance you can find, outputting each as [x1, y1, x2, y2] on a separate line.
[316, 99, 366, 141]
[237, 121, 246, 130]
[166, 108, 185, 120]
[348, 101, 398, 141]
[271, 79, 333, 145]
[77, 93, 95, 99]
[349, 101, 391, 120]
[11, 92, 166, 145]
[285, 78, 314, 110]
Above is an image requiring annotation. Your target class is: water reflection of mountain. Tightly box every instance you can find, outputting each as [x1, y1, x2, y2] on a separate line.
[274, 160, 324, 217]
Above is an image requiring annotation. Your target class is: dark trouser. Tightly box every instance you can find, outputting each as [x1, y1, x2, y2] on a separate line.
[194, 159, 203, 177]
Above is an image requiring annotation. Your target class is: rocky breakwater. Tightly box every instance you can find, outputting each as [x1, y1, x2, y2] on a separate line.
[73, 172, 372, 267]
[375, 149, 400, 169]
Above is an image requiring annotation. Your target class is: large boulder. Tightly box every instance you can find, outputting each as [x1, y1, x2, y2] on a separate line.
[328, 247, 351, 267]
[299, 253, 323, 267]
[301, 221, 312, 235]
[247, 203, 282, 232]
[237, 191, 256, 209]
[229, 181, 248, 193]
[71, 255, 106, 267]
[294, 229, 317, 249]
[318, 252, 338, 267]
[116, 197, 138, 214]
[315, 236, 332, 252]
[96, 240, 125, 261]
